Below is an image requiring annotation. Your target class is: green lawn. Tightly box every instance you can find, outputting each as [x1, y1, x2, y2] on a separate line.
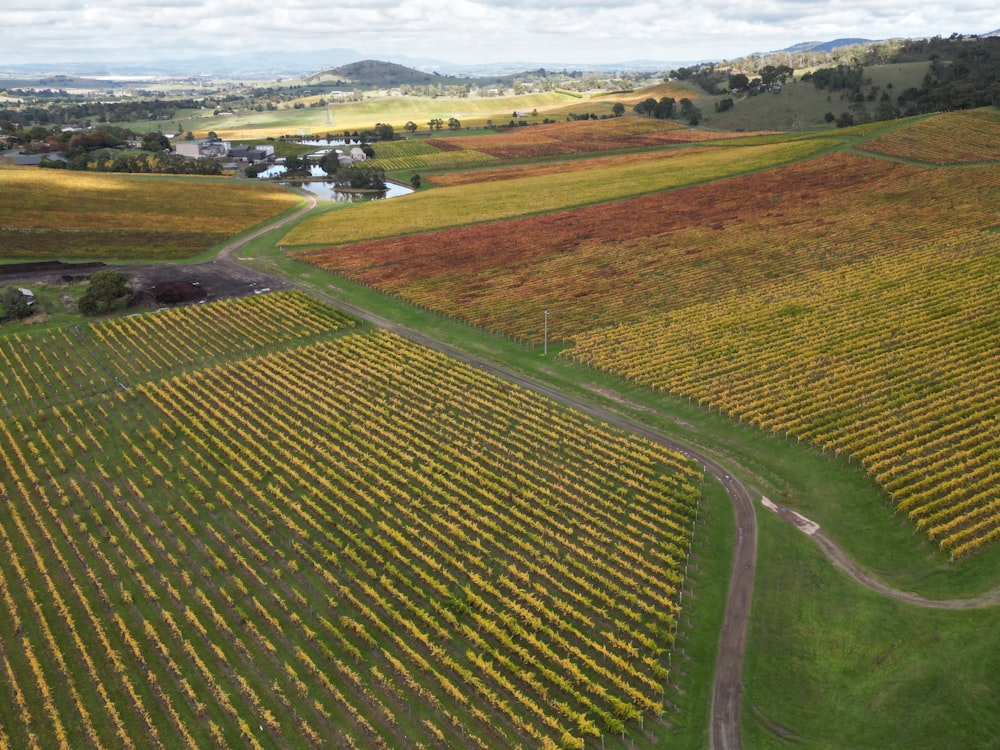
[743, 508, 1000, 749]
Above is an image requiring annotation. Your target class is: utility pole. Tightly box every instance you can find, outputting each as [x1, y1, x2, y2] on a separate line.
[543, 310, 549, 355]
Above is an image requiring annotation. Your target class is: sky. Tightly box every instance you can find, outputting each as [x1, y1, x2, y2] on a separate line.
[2, 0, 997, 68]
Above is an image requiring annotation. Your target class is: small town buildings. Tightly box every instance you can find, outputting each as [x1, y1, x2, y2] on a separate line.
[175, 138, 231, 159]
[229, 144, 275, 163]
[15, 152, 68, 166]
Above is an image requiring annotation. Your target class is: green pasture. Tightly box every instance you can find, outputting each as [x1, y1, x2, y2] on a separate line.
[744, 508, 1000, 749]
[700, 61, 932, 133]
[149, 91, 581, 139]
[280, 136, 835, 246]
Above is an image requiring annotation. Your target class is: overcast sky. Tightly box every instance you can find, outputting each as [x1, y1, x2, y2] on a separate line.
[3, 0, 997, 68]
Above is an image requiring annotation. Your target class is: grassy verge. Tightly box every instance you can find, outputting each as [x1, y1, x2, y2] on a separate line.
[743, 508, 1000, 749]
[664, 474, 735, 748]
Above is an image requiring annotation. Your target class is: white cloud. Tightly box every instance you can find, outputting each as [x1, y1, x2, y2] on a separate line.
[2, 0, 997, 66]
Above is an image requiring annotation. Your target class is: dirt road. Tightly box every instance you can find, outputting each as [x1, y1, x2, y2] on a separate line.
[29, 190, 997, 749]
[761, 498, 1000, 610]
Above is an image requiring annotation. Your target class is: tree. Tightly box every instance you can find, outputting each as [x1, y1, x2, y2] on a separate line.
[729, 73, 750, 91]
[78, 270, 131, 316]
[410, 174, 421, 189]
[611, 102, 625, 117]
[447, 117, 461, 130]
[332, 164, 386, 190]
[0, 287, 32, 321]
[652, 97, 675, 119]
[679, 98, 702, 126]
[141, 132, 170, 152]
[404, 121, 417, 134]
[760, 65, 793, 88]
[633, 97, 657, 116]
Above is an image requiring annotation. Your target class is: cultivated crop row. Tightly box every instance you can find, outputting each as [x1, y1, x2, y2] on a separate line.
[289, 134, 1000, 555]
[427, 116, 756, 160]
[568, 230, 1000, 557]
[0, 295, 701, 748]
[370, 149, 501, 172]
[856, 109, 1000, 164]
[0, 168, 302, 259]
[293, 152, 998, 343]
[283, 137, 831, 247]
[87, 289, 357, 383]
[0, 290, 355, 419]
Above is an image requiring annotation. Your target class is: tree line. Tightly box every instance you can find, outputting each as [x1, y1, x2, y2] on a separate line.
[673, 34, 1000, 118]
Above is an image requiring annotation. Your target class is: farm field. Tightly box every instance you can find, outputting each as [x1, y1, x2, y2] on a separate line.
[7, 77, 1000, 750]
[364, 117, 749, 175]
[424, 116, 759, 160]
[288, 110, 1000, 559]
[855, 109, 1000, 164]
[0, 168, 302, 260]
[0, 292, 703, 749]
[291, 151, 990, 340]
[281, 135, 833, 245]
[180, 91, 582, 140]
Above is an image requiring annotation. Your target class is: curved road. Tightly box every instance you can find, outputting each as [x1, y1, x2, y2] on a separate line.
[213, 193, 761, 745]
[762, 499, 1000, 610]
[247, 268, 760, 750]
[219, 194, 997, 749]
[10, 183, 992, 747]
[256, 247, 1000, 746]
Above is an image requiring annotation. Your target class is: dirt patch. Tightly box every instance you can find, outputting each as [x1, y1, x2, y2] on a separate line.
[0, 258, 292, 310]
[579, 383, 653, 412]
[151, 280, 207, 305]
[121, 260, 291, 307]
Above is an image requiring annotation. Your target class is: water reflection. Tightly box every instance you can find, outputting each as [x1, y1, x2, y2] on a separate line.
[256, 159, 412, 202]
[294, 138, 355, 147]
[288, 180, 413, 202]
[256, 164, 327, 179]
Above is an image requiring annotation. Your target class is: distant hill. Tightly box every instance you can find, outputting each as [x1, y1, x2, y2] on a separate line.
[307, 60, 447, 87]
[303, 59, 549, 89]
[780, 38, 873, 54]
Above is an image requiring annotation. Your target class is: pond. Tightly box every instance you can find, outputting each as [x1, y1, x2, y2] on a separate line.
[256, 164, 327, 179]
[257, 162, 412, 202]
[288, 180, 414, 202]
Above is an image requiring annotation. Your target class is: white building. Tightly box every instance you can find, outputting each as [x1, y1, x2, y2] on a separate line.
[175, 138, 231, 159]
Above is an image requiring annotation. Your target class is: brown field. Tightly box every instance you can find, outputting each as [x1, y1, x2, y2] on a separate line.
[295, 152, 962, 340]
[0, 167, 301, 259]
[428, 115, 754, 159]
